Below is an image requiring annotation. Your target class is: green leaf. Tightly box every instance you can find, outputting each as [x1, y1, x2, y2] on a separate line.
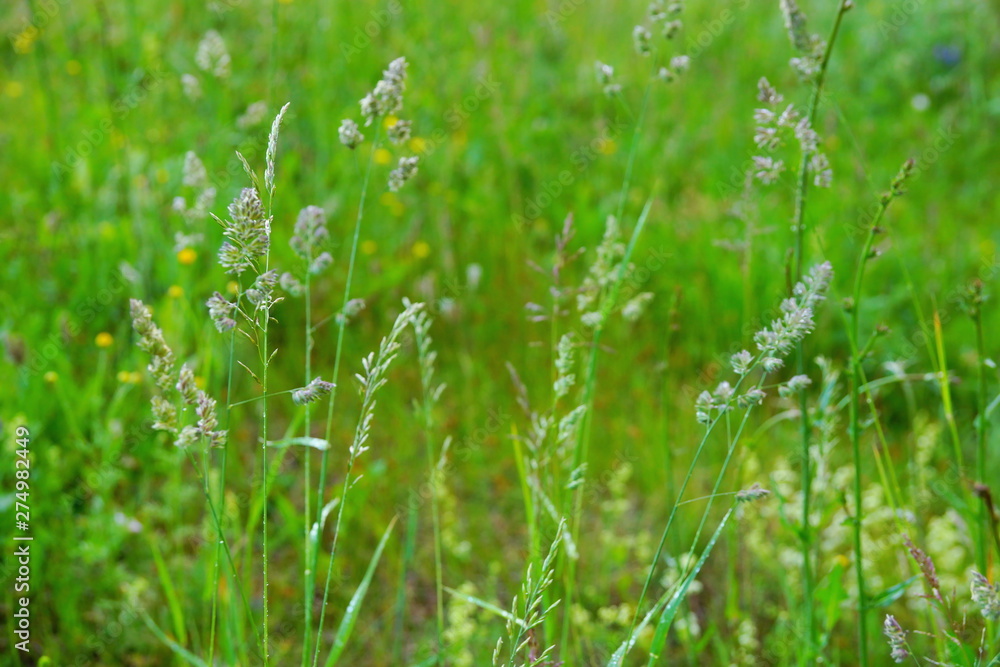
[443, 586, 527, 628]
[323, 517, 398, 667]
[140, 612, 207, 667]
[147, 536, 187, 647]
[607, 595, 669, 666]
[267, 436, 330, 451]
[815, 560, 848, 633]
[645, 507, 734, 666]
[866, 575, 919, 610]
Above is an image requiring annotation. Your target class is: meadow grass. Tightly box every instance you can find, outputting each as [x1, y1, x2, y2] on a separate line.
[2, 0, 1000, 665]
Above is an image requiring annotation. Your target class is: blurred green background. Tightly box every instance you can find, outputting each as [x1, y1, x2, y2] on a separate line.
[1, 0, 999, 664]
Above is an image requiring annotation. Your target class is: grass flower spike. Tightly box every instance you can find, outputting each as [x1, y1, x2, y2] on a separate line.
[214, 187, 271, 275]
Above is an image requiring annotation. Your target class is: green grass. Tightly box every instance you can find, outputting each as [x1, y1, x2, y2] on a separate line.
[2, 0, 1000, 664]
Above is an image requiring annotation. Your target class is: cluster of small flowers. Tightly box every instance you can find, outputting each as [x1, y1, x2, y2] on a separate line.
[350, 301, 425, 460]
[443, 582, 480, 667]
[752, 78, 832, 188]
[236, 101, 268, 130]
[970, 571, 1000, 621]
[281, 205, 334, 296]
[902, 534, 944, 603]
[387, 119, 411, 145]
[172, 152, 216, 249]
[339, 58, 421, 192]
[597, 1, 686, 96]
[195, 29, 230, 79]
[553, 333, 577, 399]
[658, 55, 689, 83]
[633, 0, 684, 56]
[207, 105, 290, 332]
[245, 270, 280, 309]
[576, 216, 654, 328]
[264, 103, 289, 196]
[206, 292, 236, 332]
[337, 298, 367, 327]
[778, 0, 830, 81]
[292, 376, 335, 405]
[621, 291, 654, 322]
[130, 298, 175, 391]
[695, 262, 832, 424]
[595, 62, 620, 97]
[388, 156, 419, 192]
[213, 187, 271, 276]
[754, 261, 832, 357]
[338, 119, 364, 149]
[735, 483, 770, 503]
[778, 374, 812, 397]
[882, 615, 909, 663]
[557, 405, 587, 445]
[412, 308, 446, 407]
[181, 73, 201, 100]
[130, 299, 225, 448]
[360, 57, 408, 125]
[493, 522, 564, 667]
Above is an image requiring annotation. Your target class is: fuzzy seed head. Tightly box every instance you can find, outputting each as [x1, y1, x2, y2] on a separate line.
[339, 118, 364, 149]
[388, 156, 419, 192]
[195, 30, 231, 79]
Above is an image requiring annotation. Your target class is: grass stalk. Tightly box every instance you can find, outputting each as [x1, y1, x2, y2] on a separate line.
[844, 159, 913, 667]
[311, 125, 381, 657]
[561, 198, 653, 655]
[301, 269, 314, 666]
[413, 311, 445, 663]
[971, 283, 990, 574]
[789, 6, 851, 657]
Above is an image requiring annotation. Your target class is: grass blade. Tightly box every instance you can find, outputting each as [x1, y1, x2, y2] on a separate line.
[147, 535, 187, 648]
[646, 507, 735, 665]
[443, 586, 528, 628]
[322, 516, 398, 667]
[267, 436, 330, 451]
[140, 612, 207, 667]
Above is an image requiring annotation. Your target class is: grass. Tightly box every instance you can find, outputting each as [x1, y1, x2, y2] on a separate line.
[2, 0, 1000, 664]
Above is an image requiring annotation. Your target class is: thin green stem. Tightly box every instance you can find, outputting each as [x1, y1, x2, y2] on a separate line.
[182, 446, 263, 656]
[791, 2, 850, 278]
[312, 127, 381, 667]
[423, 391, 444, 663]
[974, 303, 989, 574]
[679, 382, 766, 591]
[845, 163, 907, 667]
[561, 199, 653, 657]
[311, 418, 361, 666]
[228, 389, 295, 408]
[302, 270, 314, 667]
[314, 126, 380, 577]
[210, 285, 243, 664]
[790, 7, 850, 659]
[261, 290, 271, 666]
[622, 361, 760, 657]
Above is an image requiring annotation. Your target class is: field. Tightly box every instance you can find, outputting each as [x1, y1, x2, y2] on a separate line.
[2, 0, 1000, 664]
